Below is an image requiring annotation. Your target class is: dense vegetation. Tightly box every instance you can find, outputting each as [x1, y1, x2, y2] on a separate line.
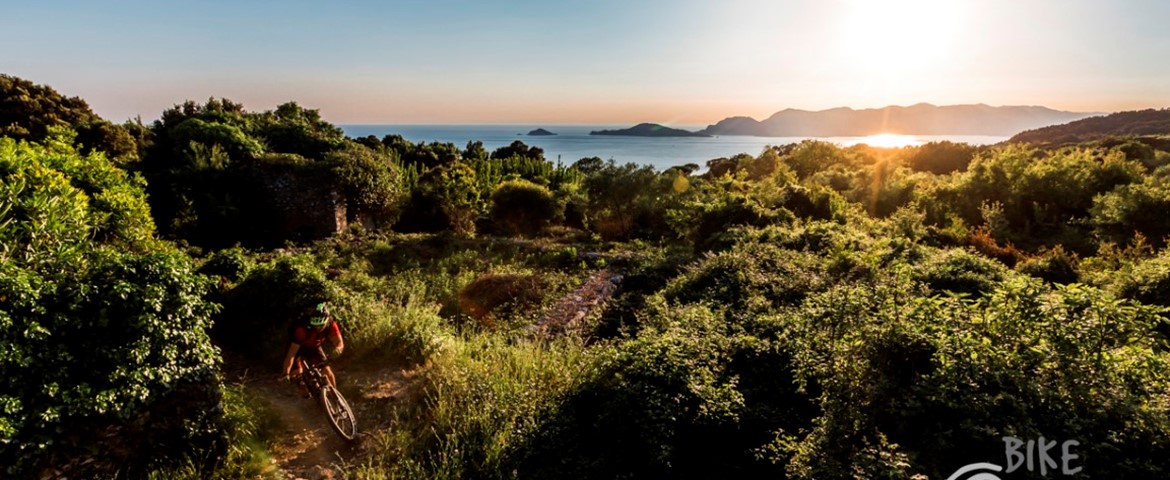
[3, 75, 1170, 478]
[1010, 108, 1170, 145]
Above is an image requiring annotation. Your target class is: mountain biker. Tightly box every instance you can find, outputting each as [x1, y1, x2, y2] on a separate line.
[281, 302, 345, 392]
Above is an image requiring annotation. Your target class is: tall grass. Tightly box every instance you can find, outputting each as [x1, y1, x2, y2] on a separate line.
[351, 335, 603, 479]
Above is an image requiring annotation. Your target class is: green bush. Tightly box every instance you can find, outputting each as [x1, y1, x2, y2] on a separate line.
[1090, 178, 1170, 248]
[197, 246, 253, 283]
[774, 275, 1170, 479]
[489, 179, 558, 237]
[904, 141, 977, 174]
[1015, 245, 1080, 284]
[212, 254, 330, 359]
[511, 302, 812, 479]
[912, 247, 1008, 297]
[1115, 249, 1170, 308]
[0, 138, 221, 476]
[662, 242, 828, 317]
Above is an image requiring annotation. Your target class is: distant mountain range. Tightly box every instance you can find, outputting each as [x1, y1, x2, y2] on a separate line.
[699, 103, 1096, 137]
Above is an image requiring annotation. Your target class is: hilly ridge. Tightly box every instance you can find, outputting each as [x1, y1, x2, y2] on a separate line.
[699, 103, 1095, 137]
[1008, 108, 1170, 144]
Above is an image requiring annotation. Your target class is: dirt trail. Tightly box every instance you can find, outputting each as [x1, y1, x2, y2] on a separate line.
[224, 355, 421, 480]
[226, 260, 621, 478]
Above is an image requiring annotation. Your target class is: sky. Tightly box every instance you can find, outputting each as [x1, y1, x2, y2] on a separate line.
[3, 0, 1169, 125]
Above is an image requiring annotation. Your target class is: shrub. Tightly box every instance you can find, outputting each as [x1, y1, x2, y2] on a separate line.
[662, 243, 828, 317]
[489, 179, 558, 237]
[1090, 178, 1170, 249]
[1015, 245, 1080, 284]
[458, 273, 548, 329]
[1115, 249, 1170, 308]
[212, 254, 330, 359]
[511, 302, 813, 479]
[0, 138, 221, 476]
[197, 246, 253, 283]
[912, 247, 1008, 297]
[775, 275, 1170, 479]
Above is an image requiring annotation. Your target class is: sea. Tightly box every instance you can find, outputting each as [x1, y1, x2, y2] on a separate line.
[340, 124, 1007, 172]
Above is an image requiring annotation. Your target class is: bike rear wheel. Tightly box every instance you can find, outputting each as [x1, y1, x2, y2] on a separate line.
[319, 384, 357, 441]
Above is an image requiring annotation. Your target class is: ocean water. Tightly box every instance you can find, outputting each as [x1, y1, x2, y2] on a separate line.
[341, 124, 1007, 171]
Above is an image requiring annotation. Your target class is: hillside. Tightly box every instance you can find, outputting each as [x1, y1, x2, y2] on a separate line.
[701, 103, 1093, 136]
[1009, 108, 1170, 144]
[8, 74, 1170, 479]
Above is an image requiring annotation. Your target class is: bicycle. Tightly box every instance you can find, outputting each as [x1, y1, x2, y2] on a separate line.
[296, 350, 357, 441]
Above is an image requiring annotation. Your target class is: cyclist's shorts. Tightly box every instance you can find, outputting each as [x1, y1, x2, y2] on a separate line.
[295, 347, 326, 367]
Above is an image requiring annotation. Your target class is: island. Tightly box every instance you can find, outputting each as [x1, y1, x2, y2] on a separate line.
[590, 123, 711, 137]
[527, 128, 557, 136]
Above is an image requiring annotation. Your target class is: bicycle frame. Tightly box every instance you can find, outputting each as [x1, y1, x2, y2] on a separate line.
[295, 349, 357, 441]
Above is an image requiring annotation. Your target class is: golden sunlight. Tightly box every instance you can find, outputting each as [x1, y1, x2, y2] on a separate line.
[840, 0, 963, 73]
[858, 133, 922, 148]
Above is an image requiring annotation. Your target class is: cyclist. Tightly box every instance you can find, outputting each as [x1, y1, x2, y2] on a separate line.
[281, 302, 345, 392]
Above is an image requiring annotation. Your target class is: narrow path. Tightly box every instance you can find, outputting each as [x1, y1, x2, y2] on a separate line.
[224, 354, 422, 480]
[530, 265, 625, 339]
[251, 377, 351, 479]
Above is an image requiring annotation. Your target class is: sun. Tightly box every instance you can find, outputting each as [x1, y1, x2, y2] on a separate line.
[840, 0, 964, 74]
[856, 133, 922, 148]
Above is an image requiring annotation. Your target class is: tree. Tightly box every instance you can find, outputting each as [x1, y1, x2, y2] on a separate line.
[904, 141, 977, 174]
[491, 140, 545, 161]
[0, 74, 136, 162]
[250, 101, 346, 160]
[326, 144, 407, 227]
[396, 162, 480, 235]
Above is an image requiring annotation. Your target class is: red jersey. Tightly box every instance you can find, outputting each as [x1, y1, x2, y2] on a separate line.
[292, 321, 341, 349]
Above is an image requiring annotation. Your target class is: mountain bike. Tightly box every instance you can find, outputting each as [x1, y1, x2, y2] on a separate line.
[297, 350, 357, 441]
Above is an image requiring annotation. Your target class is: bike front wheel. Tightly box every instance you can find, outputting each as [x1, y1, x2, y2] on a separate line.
[319, 384, 357, 441]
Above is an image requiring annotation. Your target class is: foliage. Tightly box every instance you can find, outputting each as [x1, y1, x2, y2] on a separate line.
[1114, 249, 1170, 308]
[904, 141, 978, 174]
[578, 159, 689, 240]
[0, 74, 136, 162]
[1010, 108, 1170, 145]
[911, 247, 1008, 297]
[490, 140, 545, 161]
[1090, 177, 1170, 248]
[136, 98, 404, 247]
[489, 179, 558, 237]
[0, 138, 221, 476]
[326, 143, 407, 227]
[1015, 245, 1080, 284]
[776, 275, 1170, 479]
[661, 243, 828, 317]
[777, 140, 854, 180]
[211, 254, 330, 359]
[931, 145, 1143, 251]
[396, 163, 481, 235]
[250, 101, 346, 160]
[145, 384, 282, 480]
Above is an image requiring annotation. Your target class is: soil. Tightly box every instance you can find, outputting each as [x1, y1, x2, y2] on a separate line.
[223, 354, 424, 480]
[227, 261, 622, 478]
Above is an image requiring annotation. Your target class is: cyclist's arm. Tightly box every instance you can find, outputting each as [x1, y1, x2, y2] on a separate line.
[328, 322, 344, 356]
[281, 343, 300, 377]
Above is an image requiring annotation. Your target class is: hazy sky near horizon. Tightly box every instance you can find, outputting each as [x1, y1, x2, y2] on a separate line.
[4, 0, 1169, 125]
